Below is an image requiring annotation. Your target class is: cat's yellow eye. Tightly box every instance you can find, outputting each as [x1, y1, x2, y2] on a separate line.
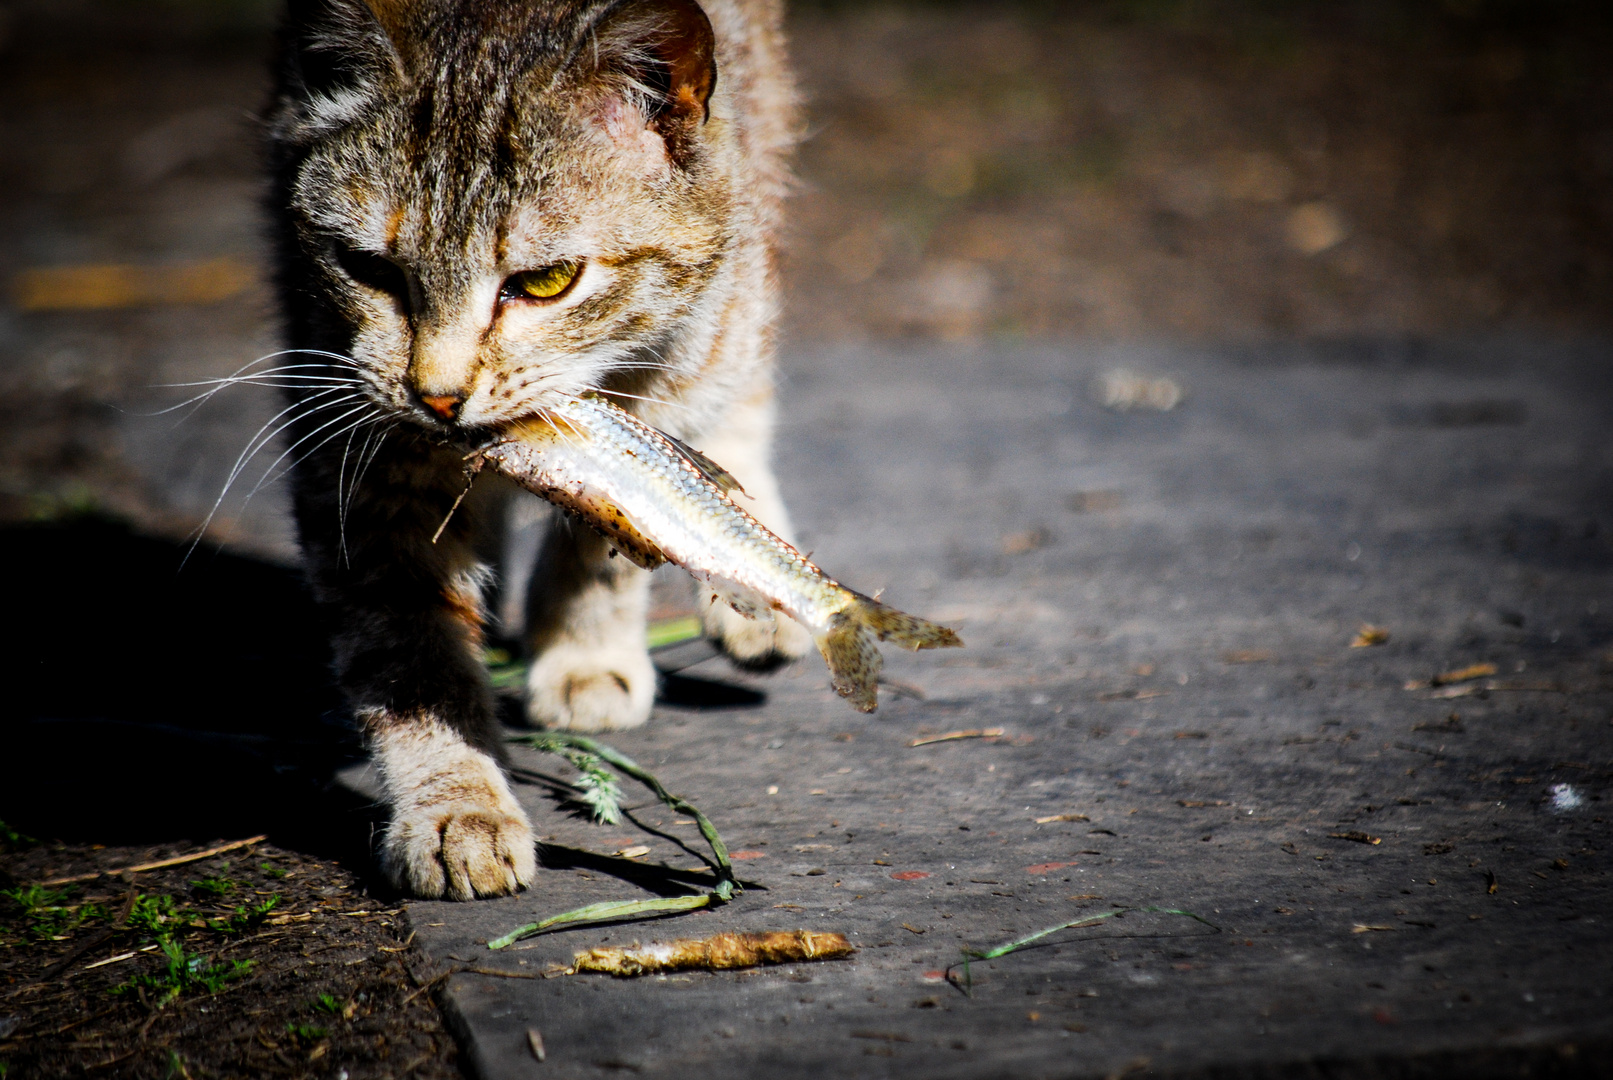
[504, 261, 580, 302]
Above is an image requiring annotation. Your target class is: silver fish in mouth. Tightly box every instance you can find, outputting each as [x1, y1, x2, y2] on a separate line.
[477, 396, 961, 712]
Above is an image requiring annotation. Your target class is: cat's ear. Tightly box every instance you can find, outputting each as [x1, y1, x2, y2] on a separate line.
[282, 0, 412, 99]
[585, 0, 718, 161]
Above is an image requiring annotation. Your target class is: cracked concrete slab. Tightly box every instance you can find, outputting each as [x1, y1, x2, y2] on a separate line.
[404, 339, 1613, 1079]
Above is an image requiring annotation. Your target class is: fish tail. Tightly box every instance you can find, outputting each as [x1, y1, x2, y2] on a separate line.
[851, 593, 964, 651]
[817, 594, 963, 713]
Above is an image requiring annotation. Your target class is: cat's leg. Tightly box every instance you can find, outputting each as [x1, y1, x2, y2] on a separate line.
[523, 521, 657, 731]
[298, 445, 535, 900]
[687, 389, 814, 668]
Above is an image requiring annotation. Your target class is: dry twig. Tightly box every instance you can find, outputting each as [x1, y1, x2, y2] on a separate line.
[40, 836, 268, 886]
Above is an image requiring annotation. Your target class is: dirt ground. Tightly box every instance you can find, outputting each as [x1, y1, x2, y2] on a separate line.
[1, 2, 1611, 1078]
[0, 837, 459, 1080]
[783, 0, 1613, 342]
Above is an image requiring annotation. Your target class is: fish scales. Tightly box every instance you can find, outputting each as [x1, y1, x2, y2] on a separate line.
[481, 396, 962, 711]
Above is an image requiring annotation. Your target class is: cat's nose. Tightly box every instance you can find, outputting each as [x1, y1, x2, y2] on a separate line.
[419, 393, 463, 422]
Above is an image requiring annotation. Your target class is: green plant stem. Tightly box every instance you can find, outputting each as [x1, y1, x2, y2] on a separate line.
[492, 733, 739, 951]
[487, 894, 716, 951]
[515, 733, 736, 900]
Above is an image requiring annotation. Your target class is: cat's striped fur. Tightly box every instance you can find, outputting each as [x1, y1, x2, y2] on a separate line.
[264, 0, 803, 899]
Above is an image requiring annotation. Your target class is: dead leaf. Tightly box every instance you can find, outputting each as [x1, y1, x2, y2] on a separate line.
[612, 845, 651, 859]
[1178, 799, 1231, 808]
[1329, 831, 1382, 845]
[1405, 662, 1496, 690]
[900, 923, 926, 935]
[574, 931, 855, 976]
[1485, 870, 1499, 894]
[1034, 813, 1091, 823]
[1001, 528, 1053, 555]
[1350, 625, 1390, 648]
[1352, 924, 1396, 933]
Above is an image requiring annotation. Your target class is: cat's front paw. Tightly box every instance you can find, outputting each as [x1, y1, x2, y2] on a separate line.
[703, 593, 814, 672]
[381, 761, 536, 901]
[526, 641, 656, 731]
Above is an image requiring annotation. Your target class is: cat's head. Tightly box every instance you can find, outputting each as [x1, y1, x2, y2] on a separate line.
[267, 0, 731, 435]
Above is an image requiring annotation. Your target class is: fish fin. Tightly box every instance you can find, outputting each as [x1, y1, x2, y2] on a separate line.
[816, 595, 963, 713]
[818, 611, 883, 713]
[709, 582, 766, 620]
[848, 592, 964, 651]
[663, 434, 747, 497]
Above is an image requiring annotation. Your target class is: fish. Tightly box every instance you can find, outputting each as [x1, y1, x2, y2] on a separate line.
[476, 395, 961, 712]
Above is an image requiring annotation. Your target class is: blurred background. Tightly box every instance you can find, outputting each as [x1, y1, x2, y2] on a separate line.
[1, 0, 1610, 554]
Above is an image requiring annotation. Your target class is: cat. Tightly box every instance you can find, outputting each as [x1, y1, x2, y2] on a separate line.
[262, 0, 808, 899]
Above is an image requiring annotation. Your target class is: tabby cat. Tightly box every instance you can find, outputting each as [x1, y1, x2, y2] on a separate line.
[264, 0, 806, 899]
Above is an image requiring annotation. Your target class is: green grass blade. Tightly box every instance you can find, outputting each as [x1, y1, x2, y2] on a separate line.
[646, 615, 704, 650]
[953, 905, 1220, 994]
[965, 910, 1123, 960]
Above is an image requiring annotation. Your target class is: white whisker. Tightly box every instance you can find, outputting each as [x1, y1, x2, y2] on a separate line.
[590, 387, 695, 413]
[241, 403, 379, 505]
[180, 388, 364, 565]
[216, 389, 359, 505]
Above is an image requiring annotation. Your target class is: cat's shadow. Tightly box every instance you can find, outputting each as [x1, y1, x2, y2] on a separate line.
[0, 516, 378, 870]
[0, 516, 765, 882]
